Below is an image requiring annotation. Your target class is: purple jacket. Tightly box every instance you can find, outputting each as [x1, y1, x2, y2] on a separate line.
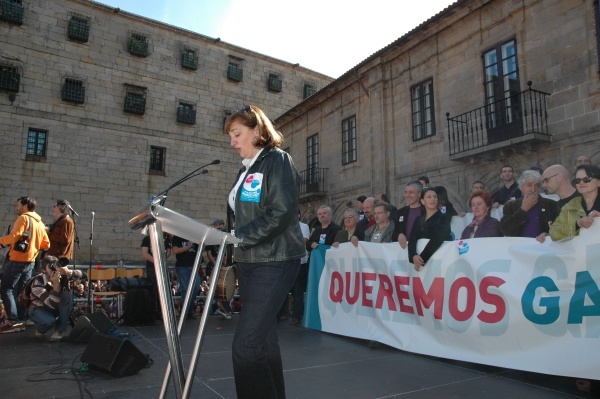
[460, 214, 502, 239]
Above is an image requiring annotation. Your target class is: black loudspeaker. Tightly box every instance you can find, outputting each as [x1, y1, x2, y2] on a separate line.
[81, 333, 148, 377]
[69, 312, 115, 343]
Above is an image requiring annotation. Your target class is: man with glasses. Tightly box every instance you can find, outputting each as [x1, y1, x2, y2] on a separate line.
[364, 202, 395, 243]
[542, 165, 579, 209]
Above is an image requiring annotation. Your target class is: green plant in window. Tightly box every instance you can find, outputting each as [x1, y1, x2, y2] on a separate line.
[129, 35, 149, 57]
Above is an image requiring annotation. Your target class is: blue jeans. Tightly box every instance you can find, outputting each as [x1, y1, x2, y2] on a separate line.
[233, 259, 300, 399]
[175, 267, 201, 316]
[29, 290, 73, 333]
[1, 260, 34, 321]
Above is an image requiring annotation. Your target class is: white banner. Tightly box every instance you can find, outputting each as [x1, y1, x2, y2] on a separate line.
[310, 221, 600, 379]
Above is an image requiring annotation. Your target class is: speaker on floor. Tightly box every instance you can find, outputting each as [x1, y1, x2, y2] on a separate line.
[81, 332, 149, 377]
[69, 312, 116, 343]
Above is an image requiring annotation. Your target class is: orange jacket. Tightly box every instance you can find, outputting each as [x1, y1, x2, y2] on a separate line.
[0, 211, 50, 262]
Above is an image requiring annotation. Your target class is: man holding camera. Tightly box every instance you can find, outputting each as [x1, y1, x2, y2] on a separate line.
[0, 196, 50, 326]
[29, 255, 83, 341]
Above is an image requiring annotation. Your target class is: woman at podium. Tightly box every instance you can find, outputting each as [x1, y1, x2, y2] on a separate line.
[226, 105, 305, 399]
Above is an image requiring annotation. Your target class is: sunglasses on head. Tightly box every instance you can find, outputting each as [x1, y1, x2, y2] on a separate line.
[237, 105, 253, 114]
[574, 177, 595, 184]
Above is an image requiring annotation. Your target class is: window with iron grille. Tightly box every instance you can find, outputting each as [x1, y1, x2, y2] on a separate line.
[227, 63, 243, 82]
[306, 134, 319, 184]
[26, 128, 47, 160]
[303, 84, 316, 99]
[411, 78, 436, 141]
[129, 33, 149, 57]
[0, 64, 20, 92]
[67, 15, 90, 42]
[268, 74, 282, 92]
[62, 78, 85, 104]
[181, 49, 198, 70]
[342, 116, 357, 165]
[177, 102, 196, 125]
[149, 146, 166, 175]
[124, 92, 146, 115]
[0, 0, 24, 25]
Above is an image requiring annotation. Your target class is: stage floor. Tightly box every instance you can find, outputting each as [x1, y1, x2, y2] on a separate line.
[1, 314, 596, 399]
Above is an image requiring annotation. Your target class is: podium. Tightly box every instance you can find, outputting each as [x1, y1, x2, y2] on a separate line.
[129, 201, 240, 399]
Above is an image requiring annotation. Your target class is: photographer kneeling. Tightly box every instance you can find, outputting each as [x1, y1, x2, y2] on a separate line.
[29, 255, 83, 341]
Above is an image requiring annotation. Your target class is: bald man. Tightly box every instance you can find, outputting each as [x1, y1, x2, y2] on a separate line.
[542, 164, 580, 209]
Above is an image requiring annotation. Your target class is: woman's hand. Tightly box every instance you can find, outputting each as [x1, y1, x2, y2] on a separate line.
[578, 216, 595, 229]
[413, 255, 424, 271]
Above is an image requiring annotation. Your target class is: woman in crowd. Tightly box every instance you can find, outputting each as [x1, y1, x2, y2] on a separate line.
[434, 185, 458, 217]
[226, 104, 305, 399]
[550, 164, 600, 240]
[460, 190, 502, 239]
[332, 208, 364, 247]
[408, 188, 452, 271]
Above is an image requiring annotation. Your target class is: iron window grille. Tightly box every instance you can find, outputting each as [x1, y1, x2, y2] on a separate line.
[0, 0, 24, 25]
[177, 103, 196, 124]
[306, 134, 319, 189]
[62, 78, 85, 104]
[342, 116, 357, 165]
[67, 16, 89, 42]
[268, 74, 282, 92]
[303, 84, 316, 99]
[129, 33, 149, 57]
[124, 92, 146, 115]
[149, 146, 166, 175]
[227, 63, 243, 82]
[411, 78, 436, 141]
[181, 49, 198, 70]
[0, 65, 20, 92]
[26, 129, 47, 160]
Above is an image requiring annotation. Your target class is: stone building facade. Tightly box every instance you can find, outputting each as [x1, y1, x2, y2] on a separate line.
[0, 0, 333, 263]
[277, 0, 600, 225]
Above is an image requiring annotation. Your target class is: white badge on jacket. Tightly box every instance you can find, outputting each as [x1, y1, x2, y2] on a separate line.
[240, 173, 263, 203]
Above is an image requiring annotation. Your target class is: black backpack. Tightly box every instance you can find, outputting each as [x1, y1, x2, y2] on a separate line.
[119, 288, 155, 326]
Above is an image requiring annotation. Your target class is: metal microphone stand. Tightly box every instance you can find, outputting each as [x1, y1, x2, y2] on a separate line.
[86, 212, 95, 315]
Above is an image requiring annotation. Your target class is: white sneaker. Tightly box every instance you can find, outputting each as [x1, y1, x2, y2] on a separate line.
[216, 309, 231, 320]
[50, 331, 63, 342]
[25, 319, 35, 326]
[35, 330, 46, 338]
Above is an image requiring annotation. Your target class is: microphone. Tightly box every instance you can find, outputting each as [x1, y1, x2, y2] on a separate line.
[154, 160, 221, 204]
[67, 205, 79, 217]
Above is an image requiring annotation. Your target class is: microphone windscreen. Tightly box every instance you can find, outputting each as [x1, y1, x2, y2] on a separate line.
[212, 160, 221, 165]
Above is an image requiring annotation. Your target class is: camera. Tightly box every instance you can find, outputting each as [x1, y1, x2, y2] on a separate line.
[13, 231, 30, 253]
[48, 257, 74, 291]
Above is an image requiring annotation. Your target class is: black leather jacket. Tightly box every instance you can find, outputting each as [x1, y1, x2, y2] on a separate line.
[231, 147, 305, 263]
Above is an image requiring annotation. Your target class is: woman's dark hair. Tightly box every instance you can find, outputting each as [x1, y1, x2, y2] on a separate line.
[575, 164, 600, 179]
[224, 105, 283, 149]
[433, 186, 449, 205]
[420, 187, 437, 200]
[469, 190, 493, 210]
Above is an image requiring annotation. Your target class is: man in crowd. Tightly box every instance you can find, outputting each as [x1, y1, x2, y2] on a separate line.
[356, 195, 367, 221]
[500, 170, 559, 242]
[492, 165, 522, 208]
[393, 180, 423, 249]
[141, 232, 172, 320]
[307, 205, 341, 251]
[333, 208, 364, 247]
[0, 196, 50, 325]
[356, 197, 375, 234]
[575, 155, 591, 169]
[418, 176, 430, 188]
[364, 202, 395, 243]
[542, 165, 580, 209]
[171, 234, 201, 320]
[30, 255, 83, 341]
[46, 199, 75, 259]
[375, 192, 398, 222]
[463, 180, 486, 214]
